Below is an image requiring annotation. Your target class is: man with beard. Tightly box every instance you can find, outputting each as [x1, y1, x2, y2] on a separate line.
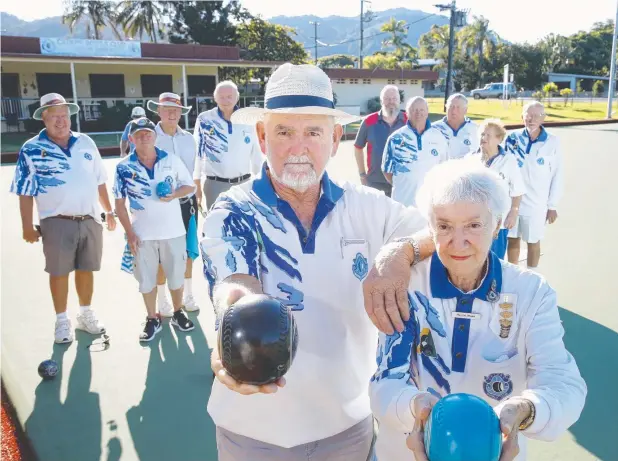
[199, 64, 435, 460]
[354, 85, 407, 197]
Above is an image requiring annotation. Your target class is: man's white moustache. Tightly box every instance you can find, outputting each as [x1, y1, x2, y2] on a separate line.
[285, 155, 312, 164]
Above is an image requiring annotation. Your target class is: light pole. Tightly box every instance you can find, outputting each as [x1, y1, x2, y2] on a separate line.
[435, 0, 464, 111]
[606, 0, 617, 119]
[310, 21, 320, 65]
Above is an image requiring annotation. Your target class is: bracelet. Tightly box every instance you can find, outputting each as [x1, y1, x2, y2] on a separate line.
[518, 399, 536, 431]
[395, 237, 421, 266]
[359, 172, 367, 177]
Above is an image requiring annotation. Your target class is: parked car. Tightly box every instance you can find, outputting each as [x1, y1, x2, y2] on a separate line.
[470, 82, 517, 99]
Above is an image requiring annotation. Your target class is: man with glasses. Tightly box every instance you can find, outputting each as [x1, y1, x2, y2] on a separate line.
[382, 97, 448, 207]
[504, 101, 563, 269]
[354, 85, 407, 197]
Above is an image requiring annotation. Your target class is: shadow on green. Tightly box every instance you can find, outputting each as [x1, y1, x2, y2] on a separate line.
[25, 332, 104, 461]
[126, 313, 217, 461]
[560, 307, 618, 461]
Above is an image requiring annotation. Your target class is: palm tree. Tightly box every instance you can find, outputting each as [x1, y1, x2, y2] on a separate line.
[539, 34, 573, 73]
[116, 1, 165, 43]
[418, 25, 450, 60]
[380, 18, 417, 64]
[458, 16, 498, 87]
[62, 0, 122, 40]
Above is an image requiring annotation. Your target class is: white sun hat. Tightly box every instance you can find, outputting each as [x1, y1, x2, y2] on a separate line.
[32, 93, 80, 120]
[131, 106, 146, 118]
[147, 92, 192, 115]
[231, 63, 360, 126]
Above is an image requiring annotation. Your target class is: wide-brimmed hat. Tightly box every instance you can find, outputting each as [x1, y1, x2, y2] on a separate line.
[147, 92, 191, 115]
[33, 93, 80, 120]
[231, 63, 360, 126]
[128, 117, 157, 136]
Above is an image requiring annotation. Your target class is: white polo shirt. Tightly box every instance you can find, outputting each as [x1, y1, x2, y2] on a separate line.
[155, 123, 198, 178]
[10, 129, 107, 222]
[382, 121, 449, 207]
[432, 117, 480, 159]
[504, 128, 563, 216]
[113, 147, 195, 241]
[370, 253, 587, 461]
[193, 107, 263, 180]
[200, 165, 426, 448]
[467, 147, 527, 228]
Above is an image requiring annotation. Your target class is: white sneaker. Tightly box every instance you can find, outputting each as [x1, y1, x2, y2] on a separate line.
[55, 318, 74, 344]
[158, 297, 174, 318]
[183, 295, 200, 312]
[76, 309, 106, 335]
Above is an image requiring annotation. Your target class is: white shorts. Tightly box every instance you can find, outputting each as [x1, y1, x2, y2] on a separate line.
[507, 212, 546, 244]
[133, 236, 187, 293]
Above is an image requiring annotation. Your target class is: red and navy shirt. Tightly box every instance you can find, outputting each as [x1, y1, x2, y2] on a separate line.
[354, 110, 407, 186]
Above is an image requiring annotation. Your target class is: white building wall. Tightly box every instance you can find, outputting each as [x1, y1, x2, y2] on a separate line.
[331, 78, 425, 113]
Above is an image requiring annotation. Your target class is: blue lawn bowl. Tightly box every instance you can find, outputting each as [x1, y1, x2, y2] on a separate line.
[38, 359, 59, 380]
[425, 393, 502, 461]
[156, 180, 172, 198]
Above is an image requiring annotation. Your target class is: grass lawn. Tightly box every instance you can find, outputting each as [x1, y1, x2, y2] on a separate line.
[1, 132, 122, 153]
[426, 98, 616, 125]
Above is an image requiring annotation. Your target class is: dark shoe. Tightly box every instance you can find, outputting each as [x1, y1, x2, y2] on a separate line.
[140, 317, 162, 342]
[171, 309, 195, 332]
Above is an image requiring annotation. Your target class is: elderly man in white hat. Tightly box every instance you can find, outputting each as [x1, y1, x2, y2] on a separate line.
[144, 92, 201, 315]
[10, 92, 116, 344]
[200, 64, 436, 461]
[120, 105, 146, 157]
[193, 80, 263, 212]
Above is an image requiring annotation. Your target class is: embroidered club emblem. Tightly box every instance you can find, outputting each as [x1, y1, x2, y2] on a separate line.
[352, 253, 368, 281]
[84, 153, 93, 161]
[537, 157, 545, 165]
[431, 149, 438, 156]
[484, 373, 513, 401]
[486, 279, 499, 302]
[464, 139, 471, 145]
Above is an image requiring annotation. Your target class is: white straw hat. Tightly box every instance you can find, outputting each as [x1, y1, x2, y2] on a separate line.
[32, 93, 79, 120]
[147, 92, 191, 115]
[231, 63, 360, 126]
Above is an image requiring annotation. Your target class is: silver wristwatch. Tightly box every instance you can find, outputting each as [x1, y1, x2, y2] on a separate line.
[395, 237, 421, 266]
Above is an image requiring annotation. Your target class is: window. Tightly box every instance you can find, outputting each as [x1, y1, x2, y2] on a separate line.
[350, 78, 359, 84]
[409, 80, 419, 85]
[1, 73, 20, 97]
[36, 73, 73, 98]
[363, 78, 371, 84]
[188, 75, 216, 95]
[387, 79, 396, 84]
[140, 74, 173, 98]
[335, 78, 345, 84]
[89, 74, 125, 97]
[399, 79, 407, 84]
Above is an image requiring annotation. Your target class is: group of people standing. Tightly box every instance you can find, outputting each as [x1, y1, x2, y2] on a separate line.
[355, 89, 563, 269]
[11, 63, 583, 461]
[12, 81, 263, 343]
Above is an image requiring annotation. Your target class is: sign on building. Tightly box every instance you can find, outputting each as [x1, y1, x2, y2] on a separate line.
[40, 38, 141, 58]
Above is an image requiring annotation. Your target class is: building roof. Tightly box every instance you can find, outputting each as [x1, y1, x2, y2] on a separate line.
[0, 35, 281, 67]
[323, 68, 438, 80]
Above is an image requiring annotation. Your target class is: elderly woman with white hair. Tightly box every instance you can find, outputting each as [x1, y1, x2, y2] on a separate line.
[369, 160, 586, 461]
[466, 119, 526, 259]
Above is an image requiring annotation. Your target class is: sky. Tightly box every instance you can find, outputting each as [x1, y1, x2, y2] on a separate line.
[1, 0, 616, 44]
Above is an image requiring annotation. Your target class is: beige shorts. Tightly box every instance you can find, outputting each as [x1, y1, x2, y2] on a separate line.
[507, 212, 547, 244]
[133, 236, 186, 293]
[40, 216, 103, 276]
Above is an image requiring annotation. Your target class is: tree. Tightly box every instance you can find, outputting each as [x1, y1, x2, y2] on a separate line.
[318, 54, 357, 69]
[380, 18, 418, 65]
[543, 82, 558, 107]
[62, 0, 122, 40]
[592, 80, 605, 99]
[116, 1, 165, 42]
[363, 53, 414, 70]
[418, 25, 450, 61]
[166, 0, 253, 46]
[457, 16, 498, 87]
[539, 33, 573, 73]
[220, 18, 308, 92]
[559, 88, 573, 106]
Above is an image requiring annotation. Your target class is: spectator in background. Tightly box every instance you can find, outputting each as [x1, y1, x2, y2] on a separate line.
[432, 93, 479, 159]
[120, 106, 146, 157]
[354, 85, 407, 197]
